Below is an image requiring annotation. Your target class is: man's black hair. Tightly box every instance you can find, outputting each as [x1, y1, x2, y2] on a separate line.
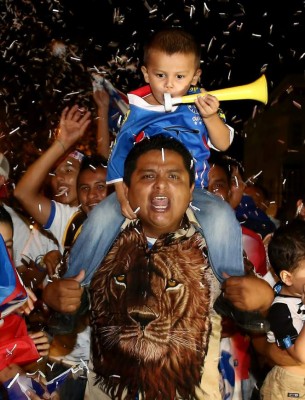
[79, 154, 108, 173]
[123, 134, 195, 187]
[208, 151, 245, 183]
[208, 153, 231, 185]
[268, 218, 305, 276]
[76, 154, 108, 188]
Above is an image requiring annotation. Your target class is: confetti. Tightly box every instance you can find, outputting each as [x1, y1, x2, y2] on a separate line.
[0, 0, 304, 193]
[7, 373, 20, 389]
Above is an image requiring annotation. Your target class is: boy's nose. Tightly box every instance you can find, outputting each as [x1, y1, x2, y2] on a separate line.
[165, 78, 174, 89]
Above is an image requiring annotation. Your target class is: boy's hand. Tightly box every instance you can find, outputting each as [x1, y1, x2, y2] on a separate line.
[29, 330, 50, 357]
[19, 287, 37, 315]
[43, 250, 62, 277]
[195, 94, 219, 118]
[119, 197, 138, 220]
[115, 181, 138, 220]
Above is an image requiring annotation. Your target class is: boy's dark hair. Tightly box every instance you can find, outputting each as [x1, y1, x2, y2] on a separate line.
[268, 219, 305, 276]
[143, 28, 201, 68]
[0, 205, 13, 232]
[123, 134, 195, 187]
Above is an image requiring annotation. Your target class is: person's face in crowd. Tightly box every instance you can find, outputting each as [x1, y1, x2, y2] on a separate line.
[50, 156, 81, 206]
[0, 222, 13, 258]
[207, 165, 230, 202]
[77, 166, 108, 215]
[141, 50, 201, 105]
[124, 149, 194, 238]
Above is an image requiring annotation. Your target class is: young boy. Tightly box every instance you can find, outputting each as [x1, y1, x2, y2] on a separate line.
[67, 27, 244, 285]
[261, 219, 305, 398]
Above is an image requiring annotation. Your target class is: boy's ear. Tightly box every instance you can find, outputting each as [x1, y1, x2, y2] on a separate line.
[280, 270, 293, 286]
[141, 66, 149, 83]
[191, 68, 202, 86]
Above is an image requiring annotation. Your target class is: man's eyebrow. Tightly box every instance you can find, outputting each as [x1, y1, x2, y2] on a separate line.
[166, 168, 184, 173]
[137, 168, 157, 173]
[138, 167, 184, 173]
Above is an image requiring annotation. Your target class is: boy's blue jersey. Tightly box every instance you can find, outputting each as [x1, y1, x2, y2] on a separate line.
[107, 85, 222, 188]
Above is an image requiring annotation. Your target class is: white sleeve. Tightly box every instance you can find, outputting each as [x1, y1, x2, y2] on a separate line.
[21, 225, 59, 263]
[46, 202, 79, 253]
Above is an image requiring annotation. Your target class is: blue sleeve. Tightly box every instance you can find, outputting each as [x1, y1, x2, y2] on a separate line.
[43, 200, 56, 229]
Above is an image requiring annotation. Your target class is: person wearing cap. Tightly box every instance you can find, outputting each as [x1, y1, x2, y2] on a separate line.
[0, 152, 32, 267]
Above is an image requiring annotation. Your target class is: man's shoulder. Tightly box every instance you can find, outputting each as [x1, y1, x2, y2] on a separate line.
[46, 200, 79, 229]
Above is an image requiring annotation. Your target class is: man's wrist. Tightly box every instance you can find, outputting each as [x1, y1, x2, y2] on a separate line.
[55, 138, 67, 154]
[97, 113, 108, 121]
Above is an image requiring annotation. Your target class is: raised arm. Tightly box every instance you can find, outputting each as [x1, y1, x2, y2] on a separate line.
[14, 106, 91, 226]
[93, 89, 111, 158]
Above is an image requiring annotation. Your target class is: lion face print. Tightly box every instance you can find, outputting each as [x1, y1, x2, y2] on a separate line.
[90, 221, 215, 400]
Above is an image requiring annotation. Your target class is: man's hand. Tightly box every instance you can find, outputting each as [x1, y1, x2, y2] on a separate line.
[57, 105, 91, 151]
[222, 274, 274, 314]
[42, 270, 85, 313]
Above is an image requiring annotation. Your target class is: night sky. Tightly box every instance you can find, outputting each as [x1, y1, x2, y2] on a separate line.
[1, 0, 305, 181]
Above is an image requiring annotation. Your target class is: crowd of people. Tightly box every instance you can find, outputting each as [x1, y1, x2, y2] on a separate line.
[0, 27, 304, 400]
